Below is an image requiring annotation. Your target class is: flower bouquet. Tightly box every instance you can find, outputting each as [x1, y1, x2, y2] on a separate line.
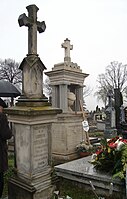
[90, 136, 127, 180]
[76, 141, 93, 157]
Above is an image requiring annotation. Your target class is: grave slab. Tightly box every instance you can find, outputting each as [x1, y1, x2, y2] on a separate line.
[55, 156, 125, 198]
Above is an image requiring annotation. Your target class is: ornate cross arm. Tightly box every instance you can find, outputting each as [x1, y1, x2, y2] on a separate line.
[18, 14, 46, 33]
[37, 21, 46, 33]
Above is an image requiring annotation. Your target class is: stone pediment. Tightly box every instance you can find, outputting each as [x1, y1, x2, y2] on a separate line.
[52, 61, 82, 72]
[19, 55, 46, 70]
[45, 69, 89, 86]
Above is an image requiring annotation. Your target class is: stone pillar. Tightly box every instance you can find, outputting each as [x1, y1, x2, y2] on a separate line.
[75, 86, 83, 111]
[52, 85, 59, 108]
[59, 84, 68, 112]
[7, 106, 62, 199]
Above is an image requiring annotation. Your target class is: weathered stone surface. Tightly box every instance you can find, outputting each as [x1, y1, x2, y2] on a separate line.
[61, 38, 73, 62]
[7, 106, 62, 199]
[45, 38, 89, 163]
[19, 55, 46, 100]
[52, 113, 84, 163]
[18, 4, 47, 103]
[18, 4, 46, 55]
[45, 38, 89, 113]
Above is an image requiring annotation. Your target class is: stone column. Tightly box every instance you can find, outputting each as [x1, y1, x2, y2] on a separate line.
[51, 85, 59, 108]
[75, 86, 83, 111]
[59, 84, 68, 112]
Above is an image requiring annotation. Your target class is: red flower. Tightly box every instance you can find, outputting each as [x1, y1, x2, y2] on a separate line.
[122, 140, 127, 144]
[96, 149, 103, 155]
[108, 136, 119, 144]
[108, 142, 117, 149]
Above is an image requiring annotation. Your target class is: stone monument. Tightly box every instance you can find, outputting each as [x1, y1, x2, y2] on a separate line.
[114, 88, 127, 138]
[17, 4, 47, 103]
[45, 38, 89, 163]
[104, 90, 117, 138]
[6, 5, 62, 199]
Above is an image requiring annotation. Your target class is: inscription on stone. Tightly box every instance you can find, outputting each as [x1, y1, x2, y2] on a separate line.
[33, 125, 48, 169]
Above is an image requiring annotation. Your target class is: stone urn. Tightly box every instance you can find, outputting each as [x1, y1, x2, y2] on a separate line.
[67, 91, 76, 111]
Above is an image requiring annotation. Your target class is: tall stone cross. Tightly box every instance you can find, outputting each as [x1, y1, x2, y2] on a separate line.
[61, 38, 73, 62]
[18, 4, 46, 55]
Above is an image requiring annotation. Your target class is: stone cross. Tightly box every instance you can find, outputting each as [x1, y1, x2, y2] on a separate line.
[18, 4, 46, 55]
[61, 38, 73, 62]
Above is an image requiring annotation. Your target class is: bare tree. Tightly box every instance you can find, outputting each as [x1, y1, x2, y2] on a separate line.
[83, 85, 93, 98]
[0, 58, 22, 85]
[0, 58, 22, 105]
[95, 61, 127, 106]
[83, 85, 93, 110]
[43, 77, 52, 102]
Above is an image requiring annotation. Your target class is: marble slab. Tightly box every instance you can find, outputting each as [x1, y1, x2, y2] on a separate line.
[55, 156, 125, 197]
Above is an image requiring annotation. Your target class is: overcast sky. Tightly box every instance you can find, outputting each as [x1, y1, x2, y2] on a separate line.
[0, 0, 127, 110]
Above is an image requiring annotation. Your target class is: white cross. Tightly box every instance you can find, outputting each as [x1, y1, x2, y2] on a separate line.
[61, 38, 73, 62]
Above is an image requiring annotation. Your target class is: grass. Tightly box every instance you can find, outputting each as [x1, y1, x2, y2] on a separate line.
[3, 154, 14, 197]
[54, 179, 97, 199]
[53, 178, 123, 199]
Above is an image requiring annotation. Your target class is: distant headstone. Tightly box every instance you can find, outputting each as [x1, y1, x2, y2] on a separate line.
[104, 90, 117, 138]
[114, 88, 123, 133]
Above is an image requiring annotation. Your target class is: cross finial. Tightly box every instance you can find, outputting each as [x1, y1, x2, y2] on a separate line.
[61, 38, 73, 62]
[18, 4, 46, 55]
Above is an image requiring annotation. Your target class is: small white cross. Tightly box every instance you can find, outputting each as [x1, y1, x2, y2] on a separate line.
[61, 38, 73, 62]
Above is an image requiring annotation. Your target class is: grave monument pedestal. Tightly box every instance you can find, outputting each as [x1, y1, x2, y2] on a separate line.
[52, 113, 84, 164]
[7, 106, 61, 199]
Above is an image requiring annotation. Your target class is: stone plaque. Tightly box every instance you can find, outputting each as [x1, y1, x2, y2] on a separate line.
[33, 125, 48, 170]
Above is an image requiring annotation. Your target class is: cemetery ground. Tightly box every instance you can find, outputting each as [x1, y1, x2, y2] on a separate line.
[4, 158, 121, 199]
[3, 154, 97, 199]
[3, 130, 118, 199]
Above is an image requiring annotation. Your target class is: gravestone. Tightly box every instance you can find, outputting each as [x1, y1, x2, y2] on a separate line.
[45, 38, 89, 113]
[114, 88, 123, 134]
[6, 4, 62, 199]
[104, 90, 117, 138]
[45, 39, 89, 163]
[114, 88, 127, 138]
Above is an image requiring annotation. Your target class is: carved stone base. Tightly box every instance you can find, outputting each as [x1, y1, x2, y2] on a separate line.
[52, 152, 78, 165]
[16, 98, 50, 107]
[8, 176, 54, 199]
[52, 113, 83, 164]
